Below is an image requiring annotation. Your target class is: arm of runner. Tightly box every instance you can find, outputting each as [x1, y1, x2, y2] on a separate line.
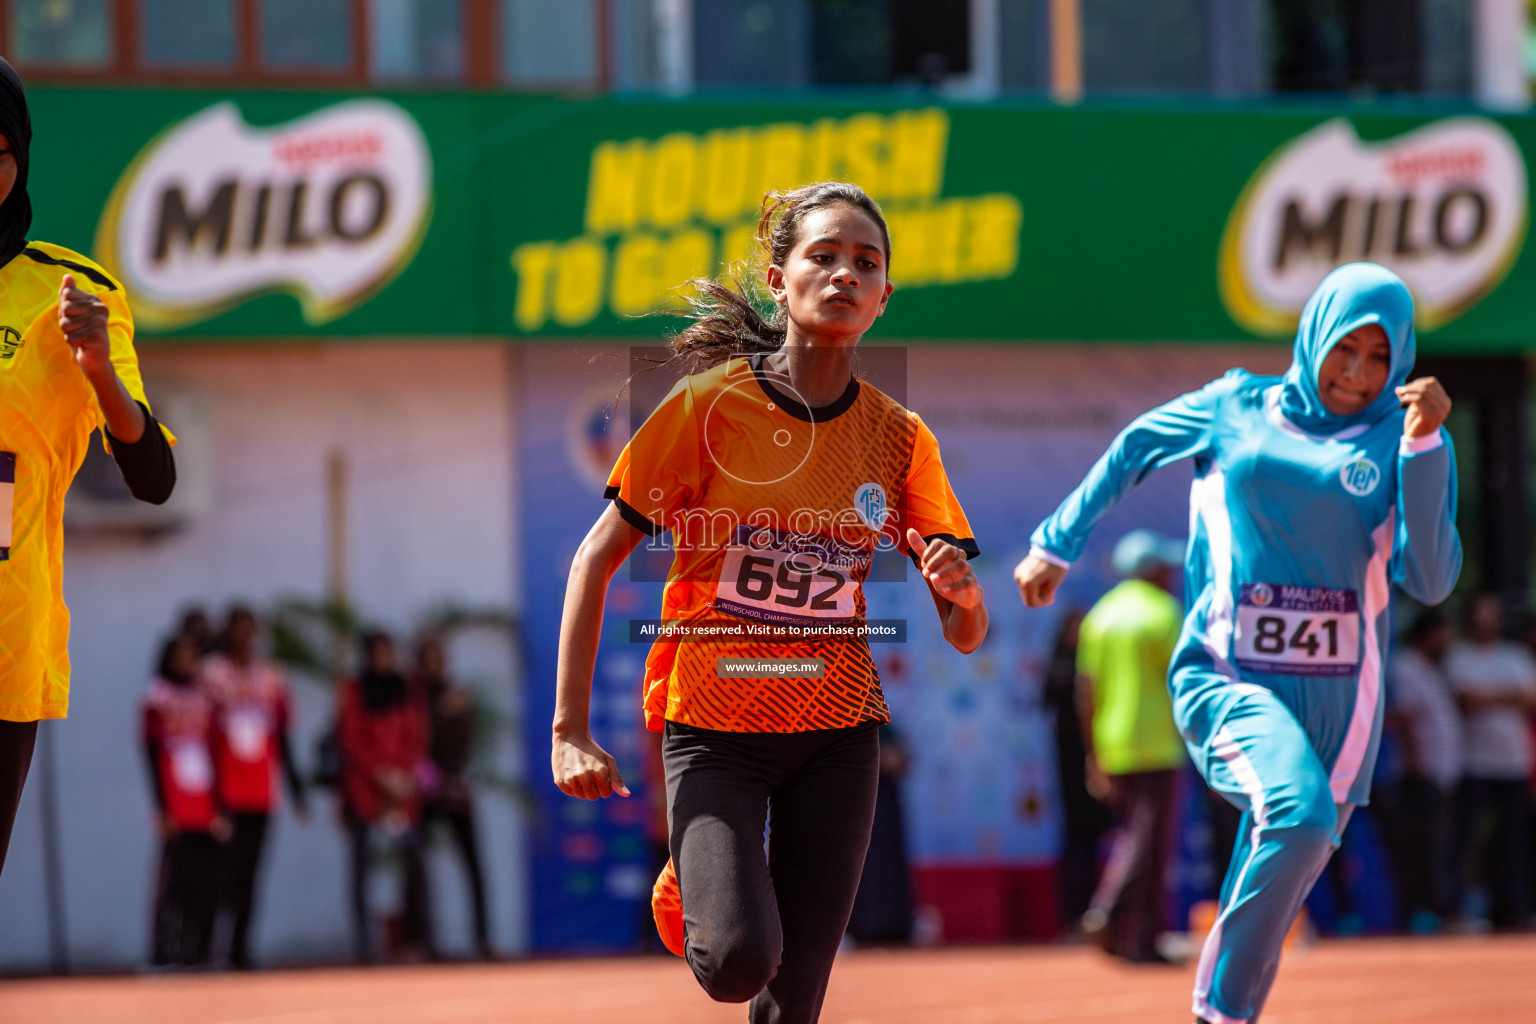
[60, 273, 178, 503]
[1020, 379, 1222, 608]
[60, 274, 146, 443]
[908, 528, 987, 654]
[1392, 377, 1461, 606]
[552, 502, 646, 800]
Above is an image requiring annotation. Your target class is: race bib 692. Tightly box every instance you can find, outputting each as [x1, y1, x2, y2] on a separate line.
[1233, 582, 1360, 677]
[714, 526, 866, 626]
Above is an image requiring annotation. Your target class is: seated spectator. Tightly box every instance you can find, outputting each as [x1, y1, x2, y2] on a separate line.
[338, 631, 431, 962]
[142, 635, 226, 967]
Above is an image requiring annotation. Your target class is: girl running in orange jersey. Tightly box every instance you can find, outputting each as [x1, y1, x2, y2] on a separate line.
[552, 182, 986, 1024]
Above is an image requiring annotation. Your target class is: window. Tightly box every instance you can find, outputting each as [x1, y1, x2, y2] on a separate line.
[1081, 0, 1209, 94]
[812, 0, 970, 87]
[999, 0, 1049, 93]
[811, 0, 893, 86]
[10, 0, 112, 68]
[694, 0, 809, 88]
[1421, 0, 1471, 96]
[141, 0, 237, 70]
[371, 0, 464, 82]
[260, 0, 355, 72]
[609, 0, 660, 90]
[502, 0, 598, 85]
[1266, 0, 1470, 96]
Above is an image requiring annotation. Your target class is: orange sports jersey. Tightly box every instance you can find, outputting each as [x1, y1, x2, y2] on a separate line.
[0, 242, 176, 722]
[605, 353, 977, 733]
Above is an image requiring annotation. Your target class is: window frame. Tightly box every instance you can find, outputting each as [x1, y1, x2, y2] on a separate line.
[0, 0, 595, 88]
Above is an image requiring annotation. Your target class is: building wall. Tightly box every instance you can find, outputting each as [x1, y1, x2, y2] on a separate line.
[0, 343, 525, 969]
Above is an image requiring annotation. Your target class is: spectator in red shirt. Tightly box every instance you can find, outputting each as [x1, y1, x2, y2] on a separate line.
[142, 635, 227, 967]
[338, 631, 431, 962]
[199, 606, 307, 968]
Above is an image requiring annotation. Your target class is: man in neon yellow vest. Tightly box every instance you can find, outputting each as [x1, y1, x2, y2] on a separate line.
[1077, 530, 1186, 963]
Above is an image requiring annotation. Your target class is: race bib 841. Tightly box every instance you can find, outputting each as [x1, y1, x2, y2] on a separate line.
[1233, 582, 1360, 677]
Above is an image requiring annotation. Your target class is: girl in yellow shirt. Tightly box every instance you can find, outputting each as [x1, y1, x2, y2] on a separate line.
[0, 58, 176, 876]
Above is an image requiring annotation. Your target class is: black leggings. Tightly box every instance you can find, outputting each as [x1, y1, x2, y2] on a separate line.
[220, 812, 270, 967]
[153, 831, 222, 966]
[421, 800, 490, 947]
[0, 719, 39, 877]
[346, 812, 432, 962]
[664, 720, 880, 1024]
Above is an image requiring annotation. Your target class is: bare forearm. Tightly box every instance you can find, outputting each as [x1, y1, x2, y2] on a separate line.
[85, 366, 146, 443]
[940, 591, 988, 654]
[553, 508, 645, 739]
[553, 555, 609, 739]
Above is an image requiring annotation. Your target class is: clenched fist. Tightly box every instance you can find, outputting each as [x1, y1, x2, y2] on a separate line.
[1395, 376, 1450, 439]
[58, 274, 113, 383]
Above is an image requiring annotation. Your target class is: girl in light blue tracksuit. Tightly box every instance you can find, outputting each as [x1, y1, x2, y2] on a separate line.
[1016, 263, 1461, 1024]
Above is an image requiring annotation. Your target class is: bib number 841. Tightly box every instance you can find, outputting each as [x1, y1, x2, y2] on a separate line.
[1234, 605, 1359, 676]
[1252, 615, 1339, 657]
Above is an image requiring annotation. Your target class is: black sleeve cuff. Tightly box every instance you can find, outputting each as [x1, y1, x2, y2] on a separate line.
[106, 401, 176, 506]
[604, 486, 665, 537]
[908, 533, 981, 568]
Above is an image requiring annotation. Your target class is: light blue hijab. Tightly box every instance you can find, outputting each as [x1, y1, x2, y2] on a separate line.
[1278, 262, 1416, 435]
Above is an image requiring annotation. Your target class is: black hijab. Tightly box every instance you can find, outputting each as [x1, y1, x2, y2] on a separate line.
[358, 631, 408, 713]
[359, 668, 408, 713]
[0, 58, 32, 266]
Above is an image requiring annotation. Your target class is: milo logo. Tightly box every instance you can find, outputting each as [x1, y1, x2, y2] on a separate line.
[95, 99, 433, 329]
[1220, 117, 1527, 333]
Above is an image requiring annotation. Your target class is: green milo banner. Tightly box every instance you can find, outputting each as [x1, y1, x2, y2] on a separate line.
[25, 88, 1536, 351]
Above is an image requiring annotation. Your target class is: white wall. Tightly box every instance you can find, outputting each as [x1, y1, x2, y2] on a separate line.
[0, 343, 525, 970]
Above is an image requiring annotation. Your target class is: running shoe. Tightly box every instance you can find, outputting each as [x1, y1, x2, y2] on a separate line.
[652, 858, 685, 957]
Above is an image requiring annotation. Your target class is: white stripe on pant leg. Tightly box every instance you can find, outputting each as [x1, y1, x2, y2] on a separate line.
[1192, 726, 1268, 1024]
[1188, 471, 1267, 1022]
[1329, 514, 1394, 803]
[1190, 471, 1239, 677]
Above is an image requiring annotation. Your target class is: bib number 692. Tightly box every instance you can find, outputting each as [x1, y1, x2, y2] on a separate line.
[715, 546, 859, 623]
[734, 554, 845, 611]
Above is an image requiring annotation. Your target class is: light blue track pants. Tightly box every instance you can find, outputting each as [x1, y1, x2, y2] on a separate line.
[1190, 689, 1354, 1024]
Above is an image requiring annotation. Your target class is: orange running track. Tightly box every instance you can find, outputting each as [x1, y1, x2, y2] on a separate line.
[3, 936, 1533, 1023]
